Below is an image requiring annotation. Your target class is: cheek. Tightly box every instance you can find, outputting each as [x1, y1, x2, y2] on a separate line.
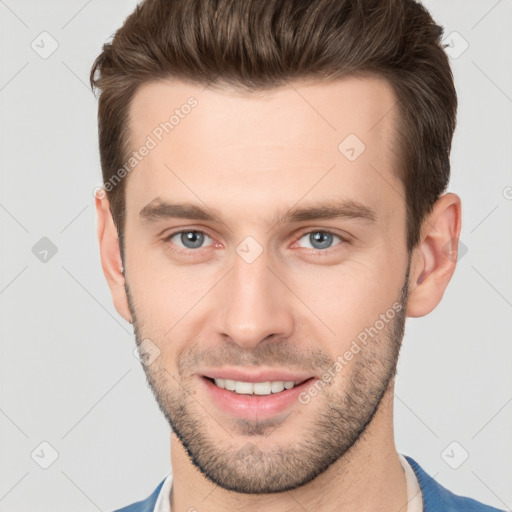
[127, 257, 217, 331]
[288, 255, 402, 342]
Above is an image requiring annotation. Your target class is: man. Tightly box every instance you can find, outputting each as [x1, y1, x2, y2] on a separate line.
[90, 0, 505, 511]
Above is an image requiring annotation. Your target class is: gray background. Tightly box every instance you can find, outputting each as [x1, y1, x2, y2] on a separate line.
[1, 1, 511, 511]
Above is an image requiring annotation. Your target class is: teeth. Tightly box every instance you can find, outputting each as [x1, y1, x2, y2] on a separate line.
[213, 378, 298, 395]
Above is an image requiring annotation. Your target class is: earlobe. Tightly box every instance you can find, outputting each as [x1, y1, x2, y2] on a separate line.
[95, 190, 133, 324]
[406, 193, 462, 318]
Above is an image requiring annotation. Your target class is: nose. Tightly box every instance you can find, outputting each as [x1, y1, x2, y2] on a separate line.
[215, 248, 295, 350]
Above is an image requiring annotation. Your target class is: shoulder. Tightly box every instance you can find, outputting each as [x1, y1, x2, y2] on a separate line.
[111, 477, 167, 512]
[405, 455, 506, 512]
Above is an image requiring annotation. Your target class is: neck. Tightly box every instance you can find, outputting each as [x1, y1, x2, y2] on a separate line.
[169, 379, 407, 512]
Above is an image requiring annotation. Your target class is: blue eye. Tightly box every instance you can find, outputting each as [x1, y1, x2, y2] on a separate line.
[164, 229, 346, 254]
[167, 230, 213, 250]
[297, 231, 344, 250]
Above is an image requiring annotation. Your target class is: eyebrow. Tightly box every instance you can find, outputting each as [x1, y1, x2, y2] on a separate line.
[139, 197, 377, 226]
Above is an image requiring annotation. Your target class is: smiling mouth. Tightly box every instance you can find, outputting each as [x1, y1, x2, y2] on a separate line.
[203, 376, 314, 396]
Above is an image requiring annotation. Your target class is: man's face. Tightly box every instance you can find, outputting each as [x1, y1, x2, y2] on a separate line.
[121, 76, 411, 493]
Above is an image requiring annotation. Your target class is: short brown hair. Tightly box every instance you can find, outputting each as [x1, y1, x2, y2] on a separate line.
[90, 0, 457, 253]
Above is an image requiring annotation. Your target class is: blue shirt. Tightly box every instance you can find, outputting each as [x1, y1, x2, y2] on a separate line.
[112, 454, 506, 512]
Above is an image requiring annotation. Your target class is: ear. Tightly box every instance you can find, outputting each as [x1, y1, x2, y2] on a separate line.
[406, 192, 462, 318]
[95, 189, 133, 324]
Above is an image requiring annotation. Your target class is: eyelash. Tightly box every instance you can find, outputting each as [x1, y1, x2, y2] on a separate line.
[162, 228, 348, 254]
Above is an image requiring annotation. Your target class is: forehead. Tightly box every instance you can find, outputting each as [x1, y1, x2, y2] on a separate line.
[124, 75, 402, 226]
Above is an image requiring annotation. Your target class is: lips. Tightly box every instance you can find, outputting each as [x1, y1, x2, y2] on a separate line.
[199, 367, 315, 384]
[200, 374, 318, 420]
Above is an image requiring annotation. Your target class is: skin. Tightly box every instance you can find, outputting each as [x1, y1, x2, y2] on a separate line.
[96, 75, 461, 512]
